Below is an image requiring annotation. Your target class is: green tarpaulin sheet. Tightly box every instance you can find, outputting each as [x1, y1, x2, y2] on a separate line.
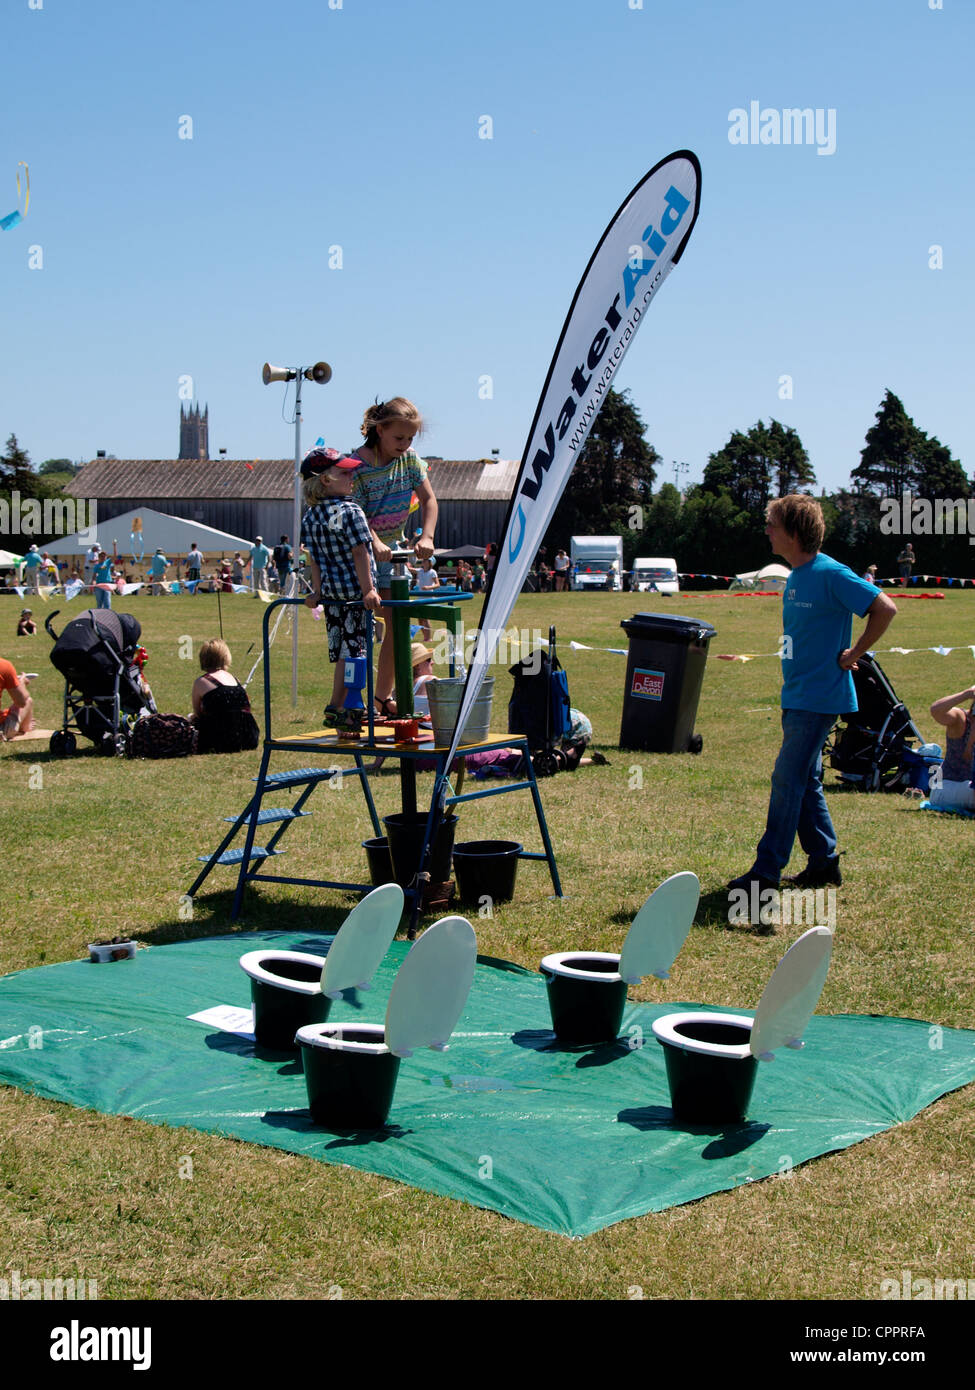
[1, 932, 973, 1237]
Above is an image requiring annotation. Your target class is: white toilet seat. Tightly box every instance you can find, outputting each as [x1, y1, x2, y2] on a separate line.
[320, 883, 404, 999]
[651, 1010, 754, 1059]
[239, 950, 327, 997]
[619, 870, 700, 983]
[295, 916, 478, 1060]
[652, 927, 834, 1063]
[295, 1022, 389, 1055]
[540, 951, 623, 983]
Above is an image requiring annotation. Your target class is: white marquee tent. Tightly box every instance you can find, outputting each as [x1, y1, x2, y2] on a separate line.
[48, 508, 253, 559]
[731, 562, 791, 590]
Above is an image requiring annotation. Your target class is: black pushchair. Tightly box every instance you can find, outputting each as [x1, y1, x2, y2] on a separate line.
[46, 609, 156, 757]
[507, 625, 573, 776]
[825, 652, 926, 792]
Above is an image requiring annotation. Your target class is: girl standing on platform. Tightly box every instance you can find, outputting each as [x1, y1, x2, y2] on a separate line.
[348, 398, 439, 717]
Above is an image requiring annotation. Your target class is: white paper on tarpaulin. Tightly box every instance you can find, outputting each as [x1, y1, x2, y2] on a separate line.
[439, 151, 702, 774]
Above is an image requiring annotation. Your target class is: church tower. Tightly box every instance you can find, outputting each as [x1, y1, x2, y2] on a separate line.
[179, 402, 209, 460]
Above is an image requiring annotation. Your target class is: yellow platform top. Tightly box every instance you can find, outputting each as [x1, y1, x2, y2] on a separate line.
[273, 727, 519, 754]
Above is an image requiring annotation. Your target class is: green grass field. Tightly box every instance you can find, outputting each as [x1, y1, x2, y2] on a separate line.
[1, 587, 973, 1300]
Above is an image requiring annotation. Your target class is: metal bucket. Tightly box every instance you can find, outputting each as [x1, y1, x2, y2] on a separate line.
[425, 676, 495, 747]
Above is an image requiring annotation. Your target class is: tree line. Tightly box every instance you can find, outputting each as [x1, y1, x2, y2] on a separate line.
[7, 387, 974, 579]
[541, 388, 974, 578]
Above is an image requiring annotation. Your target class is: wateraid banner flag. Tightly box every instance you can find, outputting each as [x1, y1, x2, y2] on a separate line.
[440, 151, 701, 774]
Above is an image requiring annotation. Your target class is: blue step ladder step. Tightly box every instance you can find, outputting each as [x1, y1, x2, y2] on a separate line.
[257, 768, 341, 789]
[223, 807, 311, 825]
[198, 845, 284, 867]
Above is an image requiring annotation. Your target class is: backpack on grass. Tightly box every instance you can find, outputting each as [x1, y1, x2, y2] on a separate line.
[130, 713, 198, 759]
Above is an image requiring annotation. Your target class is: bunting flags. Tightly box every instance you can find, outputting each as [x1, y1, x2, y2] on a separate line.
[564, 640, 975, 662]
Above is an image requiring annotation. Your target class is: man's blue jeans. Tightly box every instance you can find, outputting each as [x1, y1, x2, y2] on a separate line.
[94, 585, 111, 610]
[752, 709, 838, 880]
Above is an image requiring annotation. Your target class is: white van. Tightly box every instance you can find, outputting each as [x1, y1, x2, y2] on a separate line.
[570, 536, 623, 591]
[632, 557, 679, 595]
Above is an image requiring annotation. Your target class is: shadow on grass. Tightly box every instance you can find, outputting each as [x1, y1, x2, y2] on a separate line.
[696, 887, 741, 932]
[609, 894, 737, 933]
[137, 893, 362, 949]
[1, 744, 106, 763]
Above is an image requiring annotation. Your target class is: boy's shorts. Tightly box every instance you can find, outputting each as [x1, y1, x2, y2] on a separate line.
[323, 601, 370, 663]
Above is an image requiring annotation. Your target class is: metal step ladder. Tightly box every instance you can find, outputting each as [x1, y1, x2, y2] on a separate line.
[187, 752, 382, 919]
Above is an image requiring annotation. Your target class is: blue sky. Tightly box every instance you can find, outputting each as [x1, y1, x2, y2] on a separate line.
[4, 0, 972, 493]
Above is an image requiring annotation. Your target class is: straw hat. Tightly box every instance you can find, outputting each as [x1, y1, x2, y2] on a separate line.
[411, 642, 433, 669]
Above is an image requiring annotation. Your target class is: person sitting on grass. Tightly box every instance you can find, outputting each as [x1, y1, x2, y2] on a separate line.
[0, 657, 35, 740]
[16, 609, 36, 637]
[189, 639, 259, 754]
[928, 683, 975, 812]
[300, 446, 382, 735]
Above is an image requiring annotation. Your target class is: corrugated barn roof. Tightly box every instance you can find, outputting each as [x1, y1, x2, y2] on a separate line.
[66, 457, 520, 503]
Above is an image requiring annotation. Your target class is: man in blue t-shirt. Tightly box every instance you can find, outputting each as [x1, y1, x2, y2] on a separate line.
[92, 550, 114, 610]
[249, 537, 271, 593]
[148, 548, 169, 596]
[728, 495, 897, 913]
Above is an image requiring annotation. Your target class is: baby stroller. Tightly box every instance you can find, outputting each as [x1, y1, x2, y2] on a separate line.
[825, 652, 927, 792]
[46, 609, 156, 757]
[507, 626, 573, 776]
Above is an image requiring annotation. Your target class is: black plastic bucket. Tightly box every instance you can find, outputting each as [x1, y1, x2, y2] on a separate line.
[452, 839, 523, 905]
[362, 836, 395, 887]
[542, 959, 628, 1044]
[658, 1018, 758, 1122]
[300, 1028, 402, 1129]
[249, 962, 332, 1051]
[383, 812, 458, 888]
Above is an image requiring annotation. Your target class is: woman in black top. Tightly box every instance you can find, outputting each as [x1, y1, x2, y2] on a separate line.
[190, 638, 259, 754]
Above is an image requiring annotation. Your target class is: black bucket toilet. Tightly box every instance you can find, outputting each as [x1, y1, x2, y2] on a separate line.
[653, 1012, 759, 1122]
[652, 925, 834, 1124]
[540, 871, 701, 1044]
[239, 883, 404, 1050]
[300, 1025, 403, 1129]
[540, 952, 629, 1044]
[296, 915, 477, 1130]
[239, 949, 332, 1050]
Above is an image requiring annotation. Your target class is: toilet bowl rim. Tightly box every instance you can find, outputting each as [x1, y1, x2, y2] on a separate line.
[295, 1021, 390, 1055]
[651, 1010, 755, 1059]
[239, 949, 327, 996]
[540, 951, 623, 982]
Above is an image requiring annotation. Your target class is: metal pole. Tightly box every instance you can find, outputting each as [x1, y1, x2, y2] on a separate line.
[291, 373, 302, 707]
[390, 553, 416, 817]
